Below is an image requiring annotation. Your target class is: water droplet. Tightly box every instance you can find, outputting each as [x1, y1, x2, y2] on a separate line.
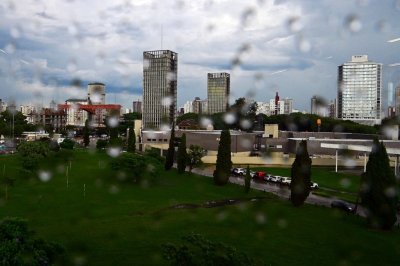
[10, 26, 21, 39]
[67, 59, 77, 72]
[297, 37, 311, 53]
[161, 96, 173, 107]
[375, 20, 390, 33]
[255, 212, 266, 224]
[143, 59, 150, 70]
[107, 116, 119, 128]
[216, 211, 228, 222]
[384, 186, 397, 198]
[223, 113, 236, 124]
[4, 42, 16, 54]
[240, 119, 252, 129]
[345, 14, 362, 33]
[166, 72, 177, 82]
[200, 117, 213, 129]
[287, 16, 303, 33]
[340, 178, 351, 188]
[277, 218, 288, 228]
[38, 170, 52, 182]
[240, 139, 252, 149]
[241, 7, 255, 27]
[107, 147, 121, 158]
[109, 185, 120, 194]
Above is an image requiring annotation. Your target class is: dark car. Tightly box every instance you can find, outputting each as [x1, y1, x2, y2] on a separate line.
[330, 200, 355, 213]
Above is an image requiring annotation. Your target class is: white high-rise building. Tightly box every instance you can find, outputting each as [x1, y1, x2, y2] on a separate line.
[338, 55, 382, 125]
[183, 101, 193, 114]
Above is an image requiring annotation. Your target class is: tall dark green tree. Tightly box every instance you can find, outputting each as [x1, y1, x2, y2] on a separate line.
[290, 140, 311, 206]
[165, 125, 175, 170]
[361, 139, 398, 230]
[177, 133, 187, 174]
[127, 127, 136, 153]
[244, 165, 251, 193]
[83, 119, 90, 147]
[187, 145, 205, 173]
[213, 129, 232, 185]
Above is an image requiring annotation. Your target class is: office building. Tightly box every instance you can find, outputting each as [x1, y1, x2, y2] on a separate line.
[207, 72, 230, 114]
[143, 50, 178, 129]
[183, 100, 193, 114]
[132, 100, 142, 113]
[395, 86, 400, 116]
[338, 55, 382, 125]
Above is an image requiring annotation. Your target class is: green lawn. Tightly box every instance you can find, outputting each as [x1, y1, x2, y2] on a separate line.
[0, 150, 399, 265]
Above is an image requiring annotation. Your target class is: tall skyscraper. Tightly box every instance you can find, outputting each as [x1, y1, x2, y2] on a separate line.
[132, 100, 142, 113]
[395, 86, 400, 116]
[143, 50, 178, 129]
[338, 55, 382, 125]
[207, 73, 230, 114]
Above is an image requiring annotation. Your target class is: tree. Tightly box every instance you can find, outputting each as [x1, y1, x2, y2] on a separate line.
[244, 165, 251, 193]
[187, 145, 205, 173]
[213, 129, 232, 185]
[177, 133, 187, 174]
[127, 127, 136, 153]
[165, 125, 175, 170]
[290, 140, 311, 206]
[229, 98, 258, 131]
[360, 139, 398, 230]
[83, 119, 90, 147]
[96, 139, 108, 150]
[17, 141, 49, 171]
[0, 217, 66, 265]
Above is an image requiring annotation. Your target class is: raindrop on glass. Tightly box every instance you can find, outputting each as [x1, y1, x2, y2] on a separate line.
[344, 14, 362, 33]
[287, 16, 303, 33]
[38, 170, 52, 182]
[161, 96, 173, 107]
[107, 147, 121, 158]
[107, 116, 119, 128]
[223, 113, 236, 125]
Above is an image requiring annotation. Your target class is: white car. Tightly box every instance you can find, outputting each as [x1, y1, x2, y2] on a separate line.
[280, 177, 291, 186]
[231, 168, 246, 176]
[269, 175, 280, 183]
[310, 182, 319, 189]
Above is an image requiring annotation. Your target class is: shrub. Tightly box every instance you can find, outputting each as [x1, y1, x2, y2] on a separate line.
[60, 138, 75, 149]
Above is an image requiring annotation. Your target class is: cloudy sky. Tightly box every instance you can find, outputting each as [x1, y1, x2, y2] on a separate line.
[0, 0, 400, 112]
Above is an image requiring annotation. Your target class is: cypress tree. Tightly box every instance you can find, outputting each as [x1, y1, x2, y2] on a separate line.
[244, 165, 251, 193]
[165, 125, 175, 170]
[361, 139, 398, 230]
[177, 133, 187, 174]
[127, 127, 136, 153]
[83, 119, 90, 147]
[213, 129, 232, 185]
[290, 140, 311, 207]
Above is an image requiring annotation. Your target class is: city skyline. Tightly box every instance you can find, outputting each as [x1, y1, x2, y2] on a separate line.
[0, 1, 400, 111]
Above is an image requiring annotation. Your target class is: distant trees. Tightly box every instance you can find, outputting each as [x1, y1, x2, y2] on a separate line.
[361, 138, 398, 230]
[213, 129, 232, 186]
[0, 217, 65, 264]
[187, 145, 205, 173]
[177, 133, 187, 174]
[229, 97, 258, 132]
[165, 125, 175, 171]
[290, 140, 311, 206]
[244, 165, 251, 194]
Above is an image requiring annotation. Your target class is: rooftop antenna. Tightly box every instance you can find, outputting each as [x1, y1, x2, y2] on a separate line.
[161, 24, 163, 50]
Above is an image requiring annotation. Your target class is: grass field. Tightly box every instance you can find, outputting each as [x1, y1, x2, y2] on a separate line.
[1, 150, 399, 265]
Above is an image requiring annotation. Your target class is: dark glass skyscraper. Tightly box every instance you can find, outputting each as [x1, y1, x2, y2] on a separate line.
[143, 50, 178, 129]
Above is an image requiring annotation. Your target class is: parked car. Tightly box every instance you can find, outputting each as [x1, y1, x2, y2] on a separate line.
[310, 182, 319, 189]
[231, 167, 246, 176]
[269, 175, 280, 183]
[265, 174, 274, 181]
[279, 177, 291, 186]
[251, 171, 266, 181]
[331, 200, 355, 213]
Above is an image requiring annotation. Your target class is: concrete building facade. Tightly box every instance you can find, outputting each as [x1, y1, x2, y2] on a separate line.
[207, 72, 230, 114]
[143, 50, 178, 129]
[338, 55, 382, 125]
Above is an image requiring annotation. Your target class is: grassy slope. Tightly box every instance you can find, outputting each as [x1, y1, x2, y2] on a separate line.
[0, 151, 399, 265]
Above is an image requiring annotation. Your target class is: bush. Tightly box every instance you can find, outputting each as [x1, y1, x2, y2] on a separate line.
[162, 234, 257, 266]
[48, 140, 60, 152]
[60, 138, 75, 149]
[17, 141, 49, 171]
[110, 153, 162, 184]
[96, 139, 108, 150]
